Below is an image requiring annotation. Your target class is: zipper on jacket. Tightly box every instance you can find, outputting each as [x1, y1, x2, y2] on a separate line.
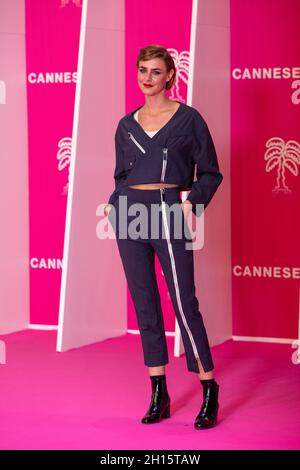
[128, 132, 146, 154]
[160, 148, 168, 182]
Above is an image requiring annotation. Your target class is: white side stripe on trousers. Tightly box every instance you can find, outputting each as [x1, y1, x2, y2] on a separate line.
[160, 189, 200, 363]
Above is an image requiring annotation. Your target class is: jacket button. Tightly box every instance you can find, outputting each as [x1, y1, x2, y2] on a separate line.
[130, 162, 132, 165]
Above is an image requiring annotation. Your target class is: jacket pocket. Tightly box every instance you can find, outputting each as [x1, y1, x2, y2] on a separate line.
[167, 131, 192, 148]
[168, 131, 192, 138]
[128, 132, 146, 154]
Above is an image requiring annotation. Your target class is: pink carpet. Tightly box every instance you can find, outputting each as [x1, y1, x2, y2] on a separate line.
[0, 330, 299, 450]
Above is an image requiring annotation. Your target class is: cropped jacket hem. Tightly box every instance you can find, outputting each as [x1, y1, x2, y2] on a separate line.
[107, 102, 223, 217]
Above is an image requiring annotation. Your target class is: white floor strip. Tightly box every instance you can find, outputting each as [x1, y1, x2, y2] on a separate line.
[28, 324, 58, 331]
[232, 335, 297, 344]
[127, 329, 175, 337]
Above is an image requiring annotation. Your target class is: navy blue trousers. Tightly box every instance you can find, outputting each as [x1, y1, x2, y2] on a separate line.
[108, 186, 214, 374]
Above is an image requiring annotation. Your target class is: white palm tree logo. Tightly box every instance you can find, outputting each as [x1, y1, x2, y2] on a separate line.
[167, 48, 190, 102]
[57, 137, 72, 195]
[264, 137, 300, 193]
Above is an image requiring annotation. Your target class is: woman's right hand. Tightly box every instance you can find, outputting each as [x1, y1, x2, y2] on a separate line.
[104, 204, 112, 216]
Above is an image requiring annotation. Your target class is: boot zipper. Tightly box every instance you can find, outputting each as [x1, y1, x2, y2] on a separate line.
[128, 132, 146, 154]
[160, 148, 168, 182]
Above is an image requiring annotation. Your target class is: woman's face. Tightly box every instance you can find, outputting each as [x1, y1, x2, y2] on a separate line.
[137, 58, 174, 96]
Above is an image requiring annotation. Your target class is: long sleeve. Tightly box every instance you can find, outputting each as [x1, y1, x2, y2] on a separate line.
[107, 122, 128, 206]
[186, 112, 223, 217]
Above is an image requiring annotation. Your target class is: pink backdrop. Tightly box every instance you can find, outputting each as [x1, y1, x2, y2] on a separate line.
[125, 0, 193, 331]
[231, 0, 300, 338]
[25, 0, 82, 324]
[25, 0, 299, 341]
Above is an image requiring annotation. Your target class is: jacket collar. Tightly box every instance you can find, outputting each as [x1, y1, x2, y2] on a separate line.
[124, 101, 185, 145]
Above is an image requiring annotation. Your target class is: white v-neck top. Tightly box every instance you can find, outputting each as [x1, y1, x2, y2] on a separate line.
[133, 109, 159, 137]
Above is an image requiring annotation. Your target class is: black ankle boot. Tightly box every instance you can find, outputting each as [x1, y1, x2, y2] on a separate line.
[141, 374, 171, 424]
[194, 379, 219, 429]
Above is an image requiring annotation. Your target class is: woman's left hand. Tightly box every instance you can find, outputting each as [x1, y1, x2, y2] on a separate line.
[181, 199, 193, 221]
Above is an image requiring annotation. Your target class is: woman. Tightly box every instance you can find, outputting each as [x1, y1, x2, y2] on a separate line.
[104, 45, 223, 429]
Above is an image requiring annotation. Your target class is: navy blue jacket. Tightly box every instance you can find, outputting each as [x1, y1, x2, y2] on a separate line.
[107, 102, 223, 216]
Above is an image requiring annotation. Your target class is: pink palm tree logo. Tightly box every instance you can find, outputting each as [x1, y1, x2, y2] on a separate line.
[264, 137, 300, 193]
[60, 0, 82, 7]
